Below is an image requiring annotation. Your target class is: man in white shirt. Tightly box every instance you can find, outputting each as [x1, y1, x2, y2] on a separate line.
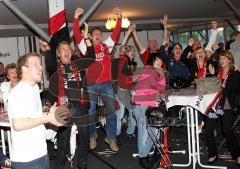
[8, 53, 62, 169]
[230, 31, 240, 68]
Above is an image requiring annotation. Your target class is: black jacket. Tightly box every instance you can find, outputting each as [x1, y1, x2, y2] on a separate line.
[220, 70, 240, 110]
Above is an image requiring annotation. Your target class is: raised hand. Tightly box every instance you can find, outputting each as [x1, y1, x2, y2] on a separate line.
[211, 43, 219, 51]
[128, 24, 136, 33]
[208, 64, 215, 75]
[113, 7, 122, 17]
[81, 22, 89, 38]
[74, 7, 84, 19]
[162, 37, 169, 46]
[160, 14, 168, 28]
[38, 38, 50, 51]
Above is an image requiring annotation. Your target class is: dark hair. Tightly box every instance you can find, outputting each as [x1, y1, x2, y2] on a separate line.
[5, 63, 17, 76]
[172, 42, 182, 49]
[147, 53, 162, 66]
[90, 27, 102, 35]
[17, 53, 41, 79]
[0, 62, 3, 66]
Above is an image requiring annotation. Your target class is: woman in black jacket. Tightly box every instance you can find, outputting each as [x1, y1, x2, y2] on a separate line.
[181, 45, 218, 81]
[205, 50, 240, 165]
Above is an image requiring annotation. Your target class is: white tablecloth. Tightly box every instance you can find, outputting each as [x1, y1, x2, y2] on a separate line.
[165, 87, 221, 114]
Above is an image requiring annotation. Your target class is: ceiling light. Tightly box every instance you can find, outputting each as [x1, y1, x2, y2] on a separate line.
[109, 18, 116, 29]
[105, 16, 130, 30]
[105, 18, 112, 30]
[122, 17, 130, 28]
[105, 17, 116, 30]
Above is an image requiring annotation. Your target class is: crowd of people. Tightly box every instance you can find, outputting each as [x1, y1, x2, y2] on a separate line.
[0, 5, 240, 169]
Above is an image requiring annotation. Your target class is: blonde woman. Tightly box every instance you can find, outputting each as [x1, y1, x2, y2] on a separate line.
[205, 51, 240, 165]
[0, 63, 19, 111]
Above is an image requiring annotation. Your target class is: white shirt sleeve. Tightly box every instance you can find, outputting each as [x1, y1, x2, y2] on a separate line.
[103, 36, 115, 53]
[205, 29, 218, 52]
[77, 39, 87, 55]
[0, 82, 10, 104]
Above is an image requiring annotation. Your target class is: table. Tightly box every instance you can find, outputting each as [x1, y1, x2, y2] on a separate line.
[0, 112, 12, 159]
[165, 87, 226, 169]
[0, 112, 78, 159]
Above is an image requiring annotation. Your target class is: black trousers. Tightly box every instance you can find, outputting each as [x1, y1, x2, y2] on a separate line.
[55, 101, 89, 169]
[205, 109, 240, 159]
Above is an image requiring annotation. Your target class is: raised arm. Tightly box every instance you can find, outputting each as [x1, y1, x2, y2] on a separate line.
[38, 38, 57, 76]
[81, 22, 92, 47]
[182, 38, 194, 61]
[121, 24, 135, 46]
[132, 24, 151, 65]
[161, 14, 169, 44]
[159, 36, 170, 67]
[75, 22, 96, 68]
[73, 7, 87, 55]
[104, 7, 122, 52]
[132, 29, 145, 54]
[82, 22, 96, 60]
[110, 7, 122, 41]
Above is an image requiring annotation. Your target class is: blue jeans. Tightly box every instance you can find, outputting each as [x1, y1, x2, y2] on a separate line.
[115, 97, 125, 136]
[127, 110, 136, 134]
[133, 105, 153, 157]
[115, 87, 136, 135]
[12, 155, 49, 169]
[88, 81, 117, 140]
[115, 99, 136, 135]
[0, 147, 7, 163]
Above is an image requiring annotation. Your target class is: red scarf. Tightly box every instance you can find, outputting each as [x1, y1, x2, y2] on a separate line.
[197, 62, 206, 79]
[217, 70, 229, 81]
[57, 62, 80, 105]
[218, 70, 229, 88]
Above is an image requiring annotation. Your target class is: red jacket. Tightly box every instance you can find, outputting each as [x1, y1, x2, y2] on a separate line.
[117, 54, 136, 90]
[73, 17, 122, 84]
[133, 66, 166, 107]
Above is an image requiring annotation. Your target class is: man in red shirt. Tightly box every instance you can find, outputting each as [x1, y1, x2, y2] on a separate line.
[73, 7, 122, 152]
